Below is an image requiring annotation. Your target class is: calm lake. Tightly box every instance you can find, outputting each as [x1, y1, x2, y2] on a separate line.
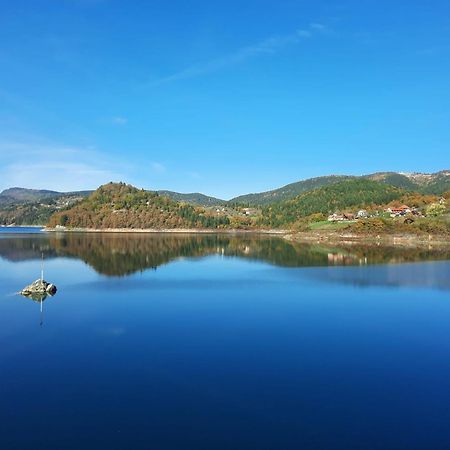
[1, 228, 450, 449]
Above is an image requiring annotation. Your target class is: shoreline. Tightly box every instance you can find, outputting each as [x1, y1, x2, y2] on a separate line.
[285, 231, 450, 247]
[0, 224, 45, 228]
[44, 227, 288, 235]
[7, 226, 450, 247]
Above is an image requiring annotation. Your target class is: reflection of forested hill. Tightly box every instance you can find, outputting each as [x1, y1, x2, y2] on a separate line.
[1, 233, 450, 276]
[0, 235, 58, 261]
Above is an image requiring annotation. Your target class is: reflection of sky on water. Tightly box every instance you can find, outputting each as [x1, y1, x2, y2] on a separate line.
[300, 260, 450, 291]
[2, 234, 450, 449]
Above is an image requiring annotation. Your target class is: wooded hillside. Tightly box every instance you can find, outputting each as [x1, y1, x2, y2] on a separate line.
[47, 182, 230, 229]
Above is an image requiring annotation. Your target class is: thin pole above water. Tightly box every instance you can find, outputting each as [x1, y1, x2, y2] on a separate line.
[41, 252, 44, 282]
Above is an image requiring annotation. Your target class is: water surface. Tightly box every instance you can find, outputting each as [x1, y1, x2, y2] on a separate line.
[1, 231, 450, 449]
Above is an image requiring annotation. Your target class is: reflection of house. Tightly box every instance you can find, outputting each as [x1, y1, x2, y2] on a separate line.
[327, 253, 359, 265]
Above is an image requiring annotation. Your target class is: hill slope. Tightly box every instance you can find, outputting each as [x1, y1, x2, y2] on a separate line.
[47, 182, 230, 229]
[259, 179, 405, 227]
[366, 171, 450, 194]
[2, 170, 449, 225]
[0, 187, 92, 206]
[230, 171, 450, 205]
[0, 188, 92, 225]
[365, 172, 420, 190]
[157, 190, 225, 206]
[230, 175, 356, 205]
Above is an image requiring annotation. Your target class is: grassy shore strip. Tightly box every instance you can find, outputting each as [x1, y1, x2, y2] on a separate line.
[44, 227, 287, 235]
[285, 231, 450, 247]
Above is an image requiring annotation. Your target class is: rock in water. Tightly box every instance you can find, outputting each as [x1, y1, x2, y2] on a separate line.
[21, 279, 57, 297]
[46, 283, 57, 295]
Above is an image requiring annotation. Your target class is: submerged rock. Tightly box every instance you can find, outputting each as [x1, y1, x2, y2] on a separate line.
[22, 291, 49, 302]
[21, 279, 57, 298]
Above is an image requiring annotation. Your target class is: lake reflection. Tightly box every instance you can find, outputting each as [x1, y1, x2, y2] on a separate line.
[1, 231, 450, 276]
[2, 231, 450, 449]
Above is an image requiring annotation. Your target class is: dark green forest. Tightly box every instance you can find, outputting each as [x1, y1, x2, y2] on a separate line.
[258, 179, 404, 227]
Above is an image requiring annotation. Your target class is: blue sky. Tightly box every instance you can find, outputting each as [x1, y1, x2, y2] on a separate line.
[0, 0, 449, 199]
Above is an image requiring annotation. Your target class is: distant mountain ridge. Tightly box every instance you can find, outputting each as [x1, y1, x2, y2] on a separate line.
[2, 171, 449, 208]
[230, 170, 450, 205]
[230, 175, 356, 205]
[1, 170, 450, 225]
[0, 188, 93, 225]
[365, 171, 450, 193]
[157, 190, 225, 206]
[0, 187, 92, 206]
[0, 187, 225, 208]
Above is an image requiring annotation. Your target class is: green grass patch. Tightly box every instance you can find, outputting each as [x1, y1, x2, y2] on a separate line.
[309, 220, 353, 230]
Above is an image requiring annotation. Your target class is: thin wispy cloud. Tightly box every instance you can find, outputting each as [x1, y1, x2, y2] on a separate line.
[187, 171, 201, 179]
[0, 140, 128, 192]
[310, 23, 326, 31]
[148, 23, 328, 86]
[150, 162, 166, 173]
[111, 116, 128, 125]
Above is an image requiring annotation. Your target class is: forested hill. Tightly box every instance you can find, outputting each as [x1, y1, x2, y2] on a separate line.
[365, 171, 450, 194]
[3, 169, 450, 226]
[230, 175, 356, 205]
[157, 190, 225, 206]
[47, 182, 230, 229]
[0, 188, 92, 225]
[230, 171, 450, 205]
[259, 179, 405, 227]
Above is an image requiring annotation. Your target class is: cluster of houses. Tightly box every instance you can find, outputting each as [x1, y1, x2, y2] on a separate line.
[210, 206, 260, 219]
[385, 205, 422, 218]
[242, 208, 259, 216]
[328, 210, 368, 222]
[328, 204, 425, 222]
[39, 195, 85, 210]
